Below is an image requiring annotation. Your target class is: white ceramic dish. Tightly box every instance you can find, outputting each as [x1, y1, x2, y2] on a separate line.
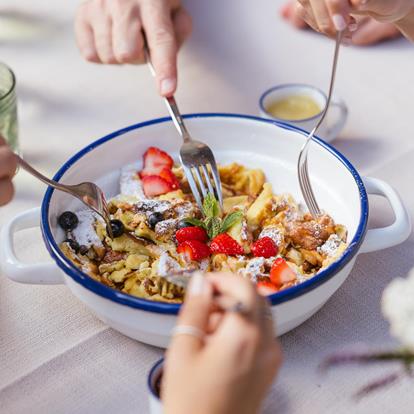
[1, 113, 411, 348]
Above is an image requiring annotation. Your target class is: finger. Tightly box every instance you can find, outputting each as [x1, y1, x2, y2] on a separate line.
[206, 311, 224, 334]
[308, 0, 336, 36]
[280, 2, 292, 19]
[351, 19, 401, 45]
[110, 1, 145, 63]
[296, 3, 320, 33]
[141, 0, 178, 96]
[207, 273, 260, 321]
[172, 7, 192, 49]
[169, 272, 213, 358]
[75, 4, 100, 62]
[0, 146, 17, 178]
[290, 1, 310, 29]
[257, 296, 276, 344]
[90, 4, 117, 64]
[325, 0, 351, 31]
[0, 178, 14, 205]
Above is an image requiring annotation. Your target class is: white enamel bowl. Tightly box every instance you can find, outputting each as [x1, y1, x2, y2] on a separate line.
[1, 114, 411, 348]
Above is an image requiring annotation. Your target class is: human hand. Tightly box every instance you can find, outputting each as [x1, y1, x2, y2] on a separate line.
[75, 0, 192, 96]
[163, 272, 282, 414]
[293, 0, 414, 38]
[0, 136, 17, 206]
[280, 1, 401, 45]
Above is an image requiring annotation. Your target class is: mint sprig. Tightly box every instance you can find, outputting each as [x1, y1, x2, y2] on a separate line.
[185, 193, 243, 239]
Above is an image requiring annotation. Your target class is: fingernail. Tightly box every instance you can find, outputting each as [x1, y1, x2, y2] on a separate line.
[348, 23, 358, 32]
[332, 14, 347, 31]
[188, 272, 205, 296]
[160, 78, 176, 96]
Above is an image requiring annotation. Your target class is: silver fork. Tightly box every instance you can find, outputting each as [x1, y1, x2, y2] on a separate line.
[144, 48, 223, 210]
[15, 155, 113, 236]
[297, 30, 344, 217]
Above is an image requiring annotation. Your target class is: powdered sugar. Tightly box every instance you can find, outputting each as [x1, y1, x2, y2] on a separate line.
[239, 257, 266, 282]
[120, 163, 146, 199]
[72, 210, 103, 248]
[155, 219, 178, 236]
[135, 199, 172, 217]
[157, 252, 182, 277]
[259, 226, 283, 247]
[318, 234, 342, 257]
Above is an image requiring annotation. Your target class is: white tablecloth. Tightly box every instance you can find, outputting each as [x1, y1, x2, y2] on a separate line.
[1, 1, 414, 413]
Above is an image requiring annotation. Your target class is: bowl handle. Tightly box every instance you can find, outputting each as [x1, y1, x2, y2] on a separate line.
[0, 207, 64, 284]
[360, 177, 411, 254]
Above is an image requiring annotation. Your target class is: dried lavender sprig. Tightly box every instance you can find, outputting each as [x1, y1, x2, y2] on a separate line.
[354, 371, 401, 400]
[320, 348, 414, 371]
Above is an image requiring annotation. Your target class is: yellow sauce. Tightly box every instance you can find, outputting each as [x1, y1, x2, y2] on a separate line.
[266, 94, 321, 121]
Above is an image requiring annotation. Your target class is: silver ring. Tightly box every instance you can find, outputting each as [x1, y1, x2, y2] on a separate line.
[227, 301, 252, 317]
[171, 325, 205, 341]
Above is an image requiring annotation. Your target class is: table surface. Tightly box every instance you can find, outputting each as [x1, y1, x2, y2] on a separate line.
[1, 1, 414, 413]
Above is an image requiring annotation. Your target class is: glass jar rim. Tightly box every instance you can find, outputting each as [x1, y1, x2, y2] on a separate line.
[0, 63, 16, 101]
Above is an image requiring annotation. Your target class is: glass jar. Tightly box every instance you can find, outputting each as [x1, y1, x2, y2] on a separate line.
[0, 63, 19, 153]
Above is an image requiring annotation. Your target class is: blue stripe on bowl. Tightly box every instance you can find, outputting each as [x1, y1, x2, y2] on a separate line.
[41, 113, 368, 314]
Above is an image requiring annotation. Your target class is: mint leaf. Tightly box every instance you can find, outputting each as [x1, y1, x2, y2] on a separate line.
[185, 217, 207, 229]
[206, 217, 221, 239]
[220, 211, 243, 233]
[202, 193, 220, 218]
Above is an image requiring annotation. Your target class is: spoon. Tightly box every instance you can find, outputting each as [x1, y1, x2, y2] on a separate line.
[15, 154, 113, 236]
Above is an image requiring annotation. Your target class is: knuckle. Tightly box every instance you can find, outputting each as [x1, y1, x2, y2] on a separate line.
[153, 27, 174, 46]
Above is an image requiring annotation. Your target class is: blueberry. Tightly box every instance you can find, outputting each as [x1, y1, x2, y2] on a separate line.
[177, 219, 194, 229]
[79, 245, 89, 255]
[107, 219, 124, 238]
[148, 212, 164, 229]
[58, 211, 79, 231]
[65, 239, 80, 253]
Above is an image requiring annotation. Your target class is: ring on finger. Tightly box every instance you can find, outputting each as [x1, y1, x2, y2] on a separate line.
[171, 324, 205, 342]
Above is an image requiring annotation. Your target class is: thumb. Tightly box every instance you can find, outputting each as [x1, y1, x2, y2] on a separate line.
[169, 272, 212, 358]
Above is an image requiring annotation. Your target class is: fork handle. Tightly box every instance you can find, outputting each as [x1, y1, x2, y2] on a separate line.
[163, 96, 191, 142]
[143, 45, 191, 143]
[16, 154, 69, 193]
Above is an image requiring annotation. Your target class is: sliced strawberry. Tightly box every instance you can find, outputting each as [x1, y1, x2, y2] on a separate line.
[141, 147, 173, 177]
[176, 226, 208, 244]
[159, 168, 180, 190]
[251, 237, 278, 258]
[270, 258, 296, 287]
[142, 175, 173, 197]
[177, 240, 210, 261]
[210, 233, 244, 256]
[257, 280, 278, 296]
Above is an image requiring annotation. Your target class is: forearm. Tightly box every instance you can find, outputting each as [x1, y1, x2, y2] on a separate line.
[394, 8, 414, 42]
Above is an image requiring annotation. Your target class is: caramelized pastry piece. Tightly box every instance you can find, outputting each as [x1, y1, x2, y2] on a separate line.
[285, 214, 335, 250]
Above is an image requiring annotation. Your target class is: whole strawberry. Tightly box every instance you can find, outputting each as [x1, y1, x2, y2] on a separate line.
[210, 233, 244, 256]
[251, 237, 278, 258]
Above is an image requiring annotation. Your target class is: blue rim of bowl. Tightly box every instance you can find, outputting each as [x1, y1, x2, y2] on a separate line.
[147, 358, 164, 401]
[41, 113, 368, 315]
[259, 83, 327, 123]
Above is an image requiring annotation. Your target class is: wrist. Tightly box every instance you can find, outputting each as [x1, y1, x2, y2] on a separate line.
[394, 8, 414, 42]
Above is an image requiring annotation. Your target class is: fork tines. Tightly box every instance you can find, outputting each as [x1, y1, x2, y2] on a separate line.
[182, 161, 223, 209]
